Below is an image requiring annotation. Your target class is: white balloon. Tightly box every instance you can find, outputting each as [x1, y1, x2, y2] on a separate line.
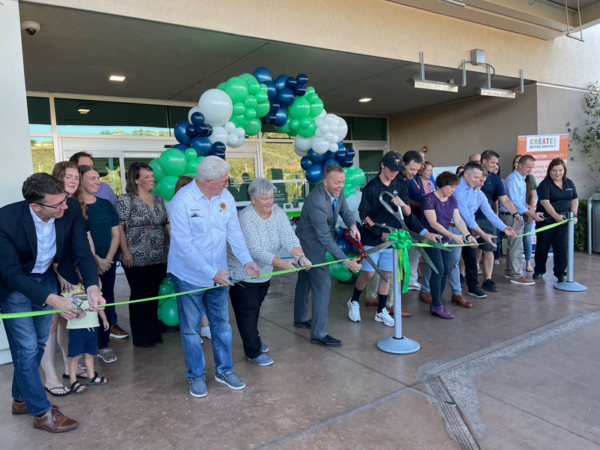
[295, 135, 312, 152]
[325, 114, 335, 124]
[235, 127, 245, 138]
[329, 123, 339, 132]
[329, 143, 339, 152]
[324, 132, 335, 142]
[228, 134, 239, 146]
[346, 193, 360, 212]
[314, 129, 323, 138]
[320, 125, 330, 134]
[336, 118, 348, 141]
[209, 126, 229, 145]
[317, 110, 327, 118]
[198, 89, 233, 127]
[311, 136, 329, 154]
[187, 106, 200, 123]
[224, 121, 236, 134]
[294, 147, 309, 157]
[228, 135, 245, 148]
[315, 118, 324, 128]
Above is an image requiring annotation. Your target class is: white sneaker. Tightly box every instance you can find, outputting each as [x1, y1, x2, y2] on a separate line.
[407, 282, 421, 291]
[200, 326, 212, 340]
[375, 308, 395, 327]
[347, 299, 361, 322]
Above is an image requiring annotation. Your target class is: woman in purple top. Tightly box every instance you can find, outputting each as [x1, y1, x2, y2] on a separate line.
[420, 172, 477, 319]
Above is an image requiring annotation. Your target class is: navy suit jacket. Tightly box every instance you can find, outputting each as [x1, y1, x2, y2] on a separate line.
[0, 198, 98, 306]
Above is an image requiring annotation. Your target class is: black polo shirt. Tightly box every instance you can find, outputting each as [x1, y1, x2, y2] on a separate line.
[358, 173, 425, 247]
[536, 178, 578, 218]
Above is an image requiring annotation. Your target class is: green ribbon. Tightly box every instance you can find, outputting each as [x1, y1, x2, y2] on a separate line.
[386, 229, 412, 294]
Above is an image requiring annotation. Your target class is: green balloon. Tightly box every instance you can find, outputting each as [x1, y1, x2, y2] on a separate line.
[344, 184, 355, 198]
[298, 117, 316, 138]
[245, 118, 262, 136]
[217, 82, 226, 90]
[224, 77, 249, 104]
[244, 108, 257, 119]
[158, 283, 172, 297]
[230, 114, 249, 129]
[149, 158, 165, 182]
[352, 167, 365, 187]
[307, 92, 319, 103]
[309, 98, 324, 118]
[187, 160, 199, 174]
[196, 156, 205, 163]
[289, 97, 311, 119]
[290, 119, 300, 130]
[247, 80, 261, 95]
[185, 148, 198, 161]
[159, 148, 187, 176]
[256, 102, 270, 118]
[245, 95, 258, 108]
[159, 302, 179, 327]
[163, 277, 173, 288]
[306, 86, 316, 94]
[233, 102, 246, 115]
[239, 73, 258, 84]
[157, 175, 179, 201]
[275, 121, 292, 134]
[255, 91, 268, 103]
[326, 252, 335, 263]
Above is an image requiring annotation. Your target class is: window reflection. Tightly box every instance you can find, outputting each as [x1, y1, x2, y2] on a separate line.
[31, 137, 54, 174]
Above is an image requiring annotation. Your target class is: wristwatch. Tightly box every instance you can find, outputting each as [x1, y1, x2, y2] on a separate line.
[465, 234, 472, 240]
[512, 212, 521, 218]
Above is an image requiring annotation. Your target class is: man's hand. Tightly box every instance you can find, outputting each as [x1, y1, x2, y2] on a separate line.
[121, 251, 134, 268]
[481, 232, 498, 248]
[525, 211, 544, 223]
[450, 234, 463, 246]
[423, 231, 440, 242]
[344, 258, 362, 273]
[381, 232, 389, 242]
[213, 269, 232, 286]
[466, 235, 479, 247]
[391, 196, 406, 208]
[503, 227, 517, 238]
[244, 261, 261, 279]
[45, 294, 79, 320]
[86, 285, 106, 309]
[349, 224, 361, 242]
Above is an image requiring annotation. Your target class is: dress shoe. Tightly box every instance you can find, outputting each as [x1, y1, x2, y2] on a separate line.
[451, 295, 472, 308]
[365, 297, 378, 306]
[294, 320, 311, 329]
[533, 272, 542, 280]
[12, 400, 58, 416]
[109, 324, 129, 339]
[419, 292, 432, 304]
[311, 335, 342, 347]
[430, 306, 454, 319]
[33, 408, 78, 433]
[510, 276, 535, 286]
[386, 305, 412, 317]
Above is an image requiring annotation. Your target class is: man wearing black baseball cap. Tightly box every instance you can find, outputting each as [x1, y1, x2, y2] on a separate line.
[347, 151, 439, 325]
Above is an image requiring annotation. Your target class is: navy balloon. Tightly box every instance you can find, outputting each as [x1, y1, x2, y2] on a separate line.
[172, 144, 188, 152]
[295, 84, 307, 96]
[264, 81, 277, 101]
[337, 142, 346, 151]
[286, 77, 298, 89]
[335, 149, 346, 161]
[277, 88, 295, 107]
[196, 123, 212, 137]
[274, 108, 288, 127]
[297, 73, 308, 85]
[336, 237, 350, 255]
[186, 124, 198, 138]
[174, 121, 192, 145]
[300, 156, 313, 171]
[305, 164, 324, 183]
[262, 112, 277, 125]
[341, 157, 354, 168]
[190, 112, 205, 126]
[345, 148, 356, 159]
[326, 150, 336, 159]
[253, 67, 274, 84]
[190, 137, 212, 156]
[211, 142, 226, 159]
[324, 158, 340, 168]
[274, 74, 291, 91]
[336, 227, 345, 239]
[308, 149, 327, 163]
[270, 101, 281, 113]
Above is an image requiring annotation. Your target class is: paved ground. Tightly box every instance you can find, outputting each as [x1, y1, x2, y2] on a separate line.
[1, 253, 599, 449]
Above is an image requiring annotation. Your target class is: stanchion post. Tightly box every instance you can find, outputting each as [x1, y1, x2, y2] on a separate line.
[376, 247, 420, 354]
[554, 212, 587, 292]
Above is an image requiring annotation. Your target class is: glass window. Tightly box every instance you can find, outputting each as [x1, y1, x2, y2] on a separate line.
[340, 116, 353, 141]
[227, 157, 256, 202]
[31, 137, 55, 174]
[27, 97, 52, 133]
[358, 149, 384, 185]
[94, 157, 122, 197]
[351, 117, 387, 141]
[272, 181, 308, 209]
[55, 99, 169, 136]
[168, 106, 190, 129]
[262, 142, 304, 181]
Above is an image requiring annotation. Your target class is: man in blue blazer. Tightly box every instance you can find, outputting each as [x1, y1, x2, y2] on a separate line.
[0, 173, 105, 433]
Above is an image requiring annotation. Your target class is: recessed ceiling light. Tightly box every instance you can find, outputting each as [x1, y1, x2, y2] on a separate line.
[78, 109, 90, 114]
[359, 98, 372, 103]
[109, 75, 126, 82]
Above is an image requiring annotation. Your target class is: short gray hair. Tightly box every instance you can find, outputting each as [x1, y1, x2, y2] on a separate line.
[196, 156, 230, 182]
[248, 177, 275, 199]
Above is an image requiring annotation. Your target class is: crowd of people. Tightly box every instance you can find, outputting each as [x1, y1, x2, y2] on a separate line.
[0, 147, 578, 432]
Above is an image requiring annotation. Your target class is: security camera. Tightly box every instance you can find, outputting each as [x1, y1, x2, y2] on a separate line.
[21, 21, 41, 36]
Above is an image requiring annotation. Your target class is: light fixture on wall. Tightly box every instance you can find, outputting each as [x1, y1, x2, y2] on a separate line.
[407, 52, 458, 93]
[109, 75, 126, 82]
[359, 98, 372, 103]
[78, 109, 90, 114]
[473, 65, 524, 99]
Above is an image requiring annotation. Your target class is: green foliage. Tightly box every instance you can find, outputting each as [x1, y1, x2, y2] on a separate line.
[574, 199, 588, 252]
[567, 81, 600, 192]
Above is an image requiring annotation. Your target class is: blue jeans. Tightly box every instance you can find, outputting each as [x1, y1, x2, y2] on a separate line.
[0, 270, 56, 416]
[523, 221, 534, 261]
[171, 274, 232, 379]
[421, 227, 462, 296]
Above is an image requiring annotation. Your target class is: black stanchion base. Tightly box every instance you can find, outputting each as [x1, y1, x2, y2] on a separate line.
[159, 321, 180, 333]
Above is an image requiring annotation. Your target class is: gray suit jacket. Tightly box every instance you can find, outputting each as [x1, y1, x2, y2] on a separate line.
[295, 183, 356, 263]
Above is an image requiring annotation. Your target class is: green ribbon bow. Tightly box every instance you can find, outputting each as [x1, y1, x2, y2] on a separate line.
[386, 229, 412, 294]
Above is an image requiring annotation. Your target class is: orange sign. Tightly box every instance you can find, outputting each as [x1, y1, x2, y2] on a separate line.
[517, 134, 568, 184]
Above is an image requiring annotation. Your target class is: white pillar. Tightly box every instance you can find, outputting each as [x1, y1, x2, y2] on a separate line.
[0, 0, 32, 364]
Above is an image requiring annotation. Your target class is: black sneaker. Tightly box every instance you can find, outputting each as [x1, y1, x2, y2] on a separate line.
[482, 279, 498, 292]
[533, 272, 542, 280]
[311, 335, 342, 347]
[556, 275, 566, 283]
[460, 274, 466, 286]
[467, 287, 487, 298]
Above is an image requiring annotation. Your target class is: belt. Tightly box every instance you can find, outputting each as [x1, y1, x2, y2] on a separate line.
[499, 212, 512, 215]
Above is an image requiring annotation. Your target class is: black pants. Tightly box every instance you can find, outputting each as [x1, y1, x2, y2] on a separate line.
[97, 262, 116, 350]
[424, 247, 453, 307]
[123, 264, 166, 346]
[229, 280, 271, 358]
[462, 245, 478, 290]
[534, 221, 568, 278]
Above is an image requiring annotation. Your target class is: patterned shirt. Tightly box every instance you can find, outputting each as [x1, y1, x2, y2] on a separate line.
[115, 193, 169, 267]
[227, 205, 300, 283]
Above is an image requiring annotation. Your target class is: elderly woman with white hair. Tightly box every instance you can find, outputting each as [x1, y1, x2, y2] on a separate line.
[227, 178, 311, 366]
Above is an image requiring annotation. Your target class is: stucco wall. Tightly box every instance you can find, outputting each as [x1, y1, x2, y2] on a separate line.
[25, 0, 600, 89]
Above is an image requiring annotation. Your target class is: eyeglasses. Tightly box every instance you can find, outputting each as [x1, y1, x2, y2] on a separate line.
[36, 194, 69, 210]
[209, 178, 229, 188]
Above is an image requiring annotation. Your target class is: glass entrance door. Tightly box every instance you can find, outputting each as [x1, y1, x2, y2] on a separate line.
[226, 152, 258, 204]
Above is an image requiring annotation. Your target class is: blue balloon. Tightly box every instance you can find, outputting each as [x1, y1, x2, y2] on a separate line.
[196, 123, 212, 137]
[186, 124, 198, 138]
[336, 226, 346, 239]
[274, 108, 288, 127]
[324, 158, 340, 168]
[345, 148, 356, 159]
[308, 149, 327, 164]
[300, 156, 313, 171]
[305, 164, 324, 183]
[341, 157, 354, 168]
[261, 112, 277, 125]
[335, 149, 346, 162]
[172, 144, 188, 152]
[295, 84, 307, 96]
[336, 237, 350, 255]
[174, 121, 192, 145]
[190, 136, 212, 156]
[253, 67, 274, 84]
[190, 112, 205, 126]
[337, 141, 346, 151]
[210, 142, 226, 159]
[326, 150, 336, 159]
[286, 77, 298, 89]
[277, 88, 295, 107]
[275, 74, 291, 91]
[270, 101, 281, 113]
[297, 73, 309, 85]
[264, 81, 277, 101]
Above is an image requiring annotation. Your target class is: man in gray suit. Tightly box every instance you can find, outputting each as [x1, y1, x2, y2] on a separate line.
[294, 165, 362, 347]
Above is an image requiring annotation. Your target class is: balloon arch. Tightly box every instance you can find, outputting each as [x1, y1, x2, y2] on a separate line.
[152, 67, 366, 325]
